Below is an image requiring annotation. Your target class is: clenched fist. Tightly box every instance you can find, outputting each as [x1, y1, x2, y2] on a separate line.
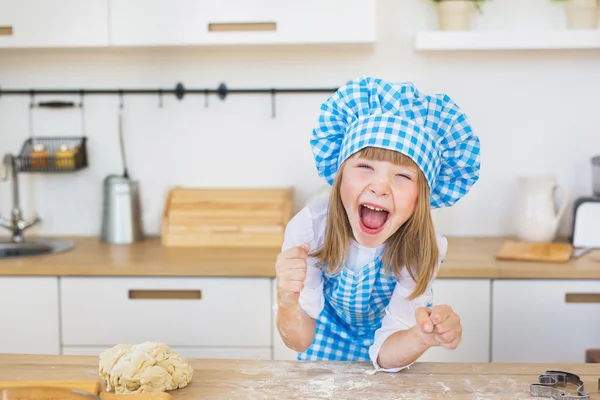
[275, 243, 310, 307]
[415, 305, 462, 350]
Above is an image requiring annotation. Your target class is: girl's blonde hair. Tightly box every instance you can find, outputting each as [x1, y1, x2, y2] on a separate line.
[310, 146, 439, 300]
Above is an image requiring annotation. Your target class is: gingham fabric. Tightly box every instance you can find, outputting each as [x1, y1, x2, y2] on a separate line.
[298, 256, 397, 361]
[310, 77, 481, 208]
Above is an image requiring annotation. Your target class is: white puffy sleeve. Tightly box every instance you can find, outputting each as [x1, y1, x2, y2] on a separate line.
[368, 234, 449, 372]
[274, 205, 325, 319]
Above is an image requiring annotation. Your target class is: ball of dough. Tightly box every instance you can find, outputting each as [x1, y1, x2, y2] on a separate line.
[99, 341, 193, 394]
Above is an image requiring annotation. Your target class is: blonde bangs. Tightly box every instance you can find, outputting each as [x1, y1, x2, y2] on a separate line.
[353, 146, 418, 171]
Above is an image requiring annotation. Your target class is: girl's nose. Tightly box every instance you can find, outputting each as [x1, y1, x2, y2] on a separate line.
[369, 176, 391, 197]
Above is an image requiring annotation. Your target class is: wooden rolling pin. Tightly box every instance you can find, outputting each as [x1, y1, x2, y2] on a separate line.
[100, 393, 172, 399]
[0, 380, 173, 399]
[0, 380, 102, 394]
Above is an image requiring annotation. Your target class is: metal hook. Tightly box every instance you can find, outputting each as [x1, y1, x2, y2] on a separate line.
[28, 90, 35, 145]
[158, 89, 163, 108]
[119, 90, 124, 109]
[79, 90, 86, 137]
[271, 89, 276, 119]
[204, 89, 209, 108]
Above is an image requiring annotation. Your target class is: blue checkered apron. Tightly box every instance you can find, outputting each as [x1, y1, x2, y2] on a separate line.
[298, 256, 397, 361]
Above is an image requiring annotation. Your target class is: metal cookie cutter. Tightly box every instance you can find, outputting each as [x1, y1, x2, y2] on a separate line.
[530, 370, 589, 400]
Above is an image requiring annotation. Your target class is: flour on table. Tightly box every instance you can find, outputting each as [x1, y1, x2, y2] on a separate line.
[346, 380, 373, 390]
[307, 376, 337, 397]
[437, 381, 451, 393]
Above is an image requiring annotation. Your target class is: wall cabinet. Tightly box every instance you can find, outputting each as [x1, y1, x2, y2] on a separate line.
[0, 277, 60, 354]
[0, 0, 376, 49]
[0, 0, 109, 48]
[109, 0, 376, 47]
[492, 280, 600, 363]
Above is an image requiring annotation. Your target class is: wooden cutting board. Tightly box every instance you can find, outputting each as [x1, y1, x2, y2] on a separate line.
[0, 380, 173, 399]
[495, 240, 573, 263]
[161, 186, 293, 248]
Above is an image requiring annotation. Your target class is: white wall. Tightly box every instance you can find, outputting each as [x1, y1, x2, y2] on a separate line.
[0, 0, 599, 239]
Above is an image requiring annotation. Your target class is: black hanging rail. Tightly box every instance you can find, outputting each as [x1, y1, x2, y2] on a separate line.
[0, 82, 340, 118]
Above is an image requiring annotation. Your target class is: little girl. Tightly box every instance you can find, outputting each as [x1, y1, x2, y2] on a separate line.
[275, 77, 480, 372]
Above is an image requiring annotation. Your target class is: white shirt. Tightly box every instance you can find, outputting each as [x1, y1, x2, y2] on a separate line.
[280, 197, 448, 372]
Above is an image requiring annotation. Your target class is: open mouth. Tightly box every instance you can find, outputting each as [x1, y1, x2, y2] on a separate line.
[358, 203, 389, 235]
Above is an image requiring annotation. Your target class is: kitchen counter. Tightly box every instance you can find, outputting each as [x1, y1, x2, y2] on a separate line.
[1, 354, 599, 399]
[0, 236, 598, 279]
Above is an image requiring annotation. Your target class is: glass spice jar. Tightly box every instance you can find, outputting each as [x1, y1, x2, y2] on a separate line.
[55, 144, 76, 169]
[30, 143, 49, 169]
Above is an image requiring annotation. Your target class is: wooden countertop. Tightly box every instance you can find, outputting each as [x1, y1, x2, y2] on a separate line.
[0, 236, 598, 279]
[1, 354, 599, 399]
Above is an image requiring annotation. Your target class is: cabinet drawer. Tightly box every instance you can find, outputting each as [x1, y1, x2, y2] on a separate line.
[492, 280, 600, 363]
[110, 0, 375, 46]
[60, 277, 271, 347]
[62, 346, 272, 360]
[0, 0, 109, 48]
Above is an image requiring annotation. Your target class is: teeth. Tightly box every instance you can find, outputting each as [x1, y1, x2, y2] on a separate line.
[363, 204, 386, 212]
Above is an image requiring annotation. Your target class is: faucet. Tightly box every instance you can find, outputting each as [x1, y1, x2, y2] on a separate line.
[0, 154, 40, 242]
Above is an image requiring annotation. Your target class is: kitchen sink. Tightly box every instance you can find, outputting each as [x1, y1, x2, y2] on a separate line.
[0, 238, 75, 259]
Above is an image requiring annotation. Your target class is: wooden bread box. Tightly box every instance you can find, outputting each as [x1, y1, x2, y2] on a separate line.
[161, 187, 293, 248]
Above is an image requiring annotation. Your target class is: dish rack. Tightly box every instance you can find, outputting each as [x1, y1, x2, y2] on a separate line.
[16, 136, 88, 172]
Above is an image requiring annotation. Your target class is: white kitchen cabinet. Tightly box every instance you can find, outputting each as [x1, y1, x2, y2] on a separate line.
[62, 346, 271, 360]
[109, 0, 376, 47]
[0, 277, 60, 355]
[271, 279, 299, 361]
[0, 0, 109, 48]
[60, 277, 272, 350]
[492, 280, 600, 363]
[417, 279, 491, 363]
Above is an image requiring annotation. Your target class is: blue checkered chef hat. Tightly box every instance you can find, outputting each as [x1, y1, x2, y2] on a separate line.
[310, 77, 481, 209]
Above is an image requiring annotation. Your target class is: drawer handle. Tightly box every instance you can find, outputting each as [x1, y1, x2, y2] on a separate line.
[0, 26, 13, 36]
[128, 290, 202, 300]
[565, 293, 600, 303]
[208, 22, 277, 32]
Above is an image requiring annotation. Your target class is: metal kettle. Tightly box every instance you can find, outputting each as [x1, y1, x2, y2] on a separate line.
[100, 103, 144, 244]
[101, 174, 144, 244]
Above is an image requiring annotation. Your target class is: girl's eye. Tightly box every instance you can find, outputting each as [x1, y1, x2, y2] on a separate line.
[396, 174, 412, 180]
[357, 164, 373, 170]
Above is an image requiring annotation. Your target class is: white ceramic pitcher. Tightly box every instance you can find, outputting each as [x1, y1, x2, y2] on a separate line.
[515, 176, 570, 242]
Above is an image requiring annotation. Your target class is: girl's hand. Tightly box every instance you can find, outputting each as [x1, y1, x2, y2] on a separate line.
[275, 243, 310, 308]
[414, 305, 462, 350]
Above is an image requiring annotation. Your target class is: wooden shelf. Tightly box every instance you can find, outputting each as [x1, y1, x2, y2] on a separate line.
[414, 30, 600, 50]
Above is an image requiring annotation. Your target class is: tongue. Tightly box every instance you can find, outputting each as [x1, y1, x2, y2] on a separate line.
[361, 208, 388, 230]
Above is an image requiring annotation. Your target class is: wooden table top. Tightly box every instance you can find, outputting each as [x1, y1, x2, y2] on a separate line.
[0, 236, 598, 279]
[1, 354, 599, 399]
